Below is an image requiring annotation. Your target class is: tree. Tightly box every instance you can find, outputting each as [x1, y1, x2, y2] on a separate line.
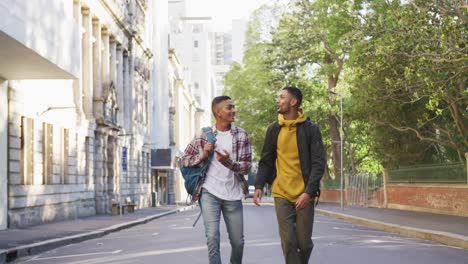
[350, 0, 467, 165]
[271, 0, 363, 178]
[224, 4, 285, 160]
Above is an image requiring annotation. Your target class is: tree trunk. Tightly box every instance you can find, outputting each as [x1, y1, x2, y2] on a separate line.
[326, 57, 344, 179]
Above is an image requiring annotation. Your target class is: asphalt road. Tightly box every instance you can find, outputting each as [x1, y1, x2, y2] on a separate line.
[13, 203, 468, 264]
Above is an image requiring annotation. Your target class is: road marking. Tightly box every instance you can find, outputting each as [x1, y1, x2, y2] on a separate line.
[62, 242, 281, 263]
[172, 226, 192, 230]
[29, 250, 122, 261]
[332, 226, 389, 234]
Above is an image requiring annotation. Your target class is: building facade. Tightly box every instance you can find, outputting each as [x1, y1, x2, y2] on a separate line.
[168, 0, 215, 127]
[168, 49, 203, 203]
[0, 0, 153, 228]
[231, 19, 247, 65]
[209, 32, 232, 96]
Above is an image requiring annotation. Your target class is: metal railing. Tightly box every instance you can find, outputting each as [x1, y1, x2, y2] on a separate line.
[388, 163, 467, 184]
[346, 173, 384, 207]
[321, 178, 341, 189]
[321, 174, 385, 207]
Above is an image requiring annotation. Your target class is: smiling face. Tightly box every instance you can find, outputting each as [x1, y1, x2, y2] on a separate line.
[214, 99, 236, 123]
[276, 89, 297, 115]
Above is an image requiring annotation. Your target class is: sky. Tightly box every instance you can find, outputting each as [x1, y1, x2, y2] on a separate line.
[186, 0, 273, 31]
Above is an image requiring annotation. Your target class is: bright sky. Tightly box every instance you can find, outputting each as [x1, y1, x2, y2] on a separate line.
[186, 0, 273, 31]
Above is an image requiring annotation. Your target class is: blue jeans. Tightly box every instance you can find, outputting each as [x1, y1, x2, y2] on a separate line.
[200, 189, 244, 264]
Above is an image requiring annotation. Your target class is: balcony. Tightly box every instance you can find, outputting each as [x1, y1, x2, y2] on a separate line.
[103, 0, 131, 26]
[131, 0, 146, 36]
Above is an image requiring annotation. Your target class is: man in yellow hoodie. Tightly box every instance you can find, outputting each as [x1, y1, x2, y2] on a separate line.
[253, 86, 325, 264]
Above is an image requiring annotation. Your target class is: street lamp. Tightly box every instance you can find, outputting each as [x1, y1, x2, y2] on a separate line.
[328, 90, 344, 210]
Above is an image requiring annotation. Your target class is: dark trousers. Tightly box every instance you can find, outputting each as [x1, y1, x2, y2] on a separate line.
[274, 197, 315, 264]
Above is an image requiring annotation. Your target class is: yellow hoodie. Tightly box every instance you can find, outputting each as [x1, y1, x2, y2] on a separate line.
[271, 109, 306, 202]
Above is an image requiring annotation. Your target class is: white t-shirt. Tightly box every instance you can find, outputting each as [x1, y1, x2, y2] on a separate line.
[203, 130, 244, 200]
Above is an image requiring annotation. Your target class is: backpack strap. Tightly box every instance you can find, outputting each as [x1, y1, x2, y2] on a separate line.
[192, 127, 216, 227]
[202, 127, 216, 144]
[200, 127, 216, 167]
[192, 199, 203, 227]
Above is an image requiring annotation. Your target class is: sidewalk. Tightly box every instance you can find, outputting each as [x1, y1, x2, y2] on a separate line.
[0, 204, 197, 264]
[253, 198, 468, 250]
[315, 202, 468, 250]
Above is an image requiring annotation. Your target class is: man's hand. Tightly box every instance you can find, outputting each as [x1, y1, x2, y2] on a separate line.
[200, 143, 214, 161]
[204, 143, 214, 152]
[295, 192, 311, 209]
[253, 189, 263, 206]
[215, 149, 229, 162]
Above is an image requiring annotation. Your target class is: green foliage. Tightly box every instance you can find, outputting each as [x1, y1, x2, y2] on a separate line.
[225, 0, 467, 174]
[350, 0, 467, 164]
[224, 5, 286, 160]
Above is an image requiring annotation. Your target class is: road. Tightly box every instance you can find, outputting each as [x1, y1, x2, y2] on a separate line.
[14, 203, 468, 264]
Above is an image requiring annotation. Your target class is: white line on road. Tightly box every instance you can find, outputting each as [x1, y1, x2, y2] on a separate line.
[332, 226, 389, 233]
[28, 250, 122, 261]
[59, 241, 284, 264]
[172, 226, 193, 230]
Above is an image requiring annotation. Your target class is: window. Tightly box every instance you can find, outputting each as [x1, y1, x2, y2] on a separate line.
[61, 128, 69, 184]
[143, 152, 148, 183]
[21, 117, 34, 185]
[142, 151, 146, 183]
[42, 123, 53, 184]
[136, 152, 140, 183]
[142, 152, 146, 184]
[146, 152, 150, 183]
[194, 40, 199, 48]
[192, 24, 202, 33]
[145, 90, 148, 124]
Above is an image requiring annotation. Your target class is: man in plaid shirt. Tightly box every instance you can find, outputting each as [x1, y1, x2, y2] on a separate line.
[181, 96, 252, 264]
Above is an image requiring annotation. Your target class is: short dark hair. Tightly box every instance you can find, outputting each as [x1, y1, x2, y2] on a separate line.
[211, 95, 231, 116]
[282, 86, 302, 107]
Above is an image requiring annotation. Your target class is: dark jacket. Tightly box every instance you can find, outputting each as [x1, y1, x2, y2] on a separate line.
[255, 119, 326, 197]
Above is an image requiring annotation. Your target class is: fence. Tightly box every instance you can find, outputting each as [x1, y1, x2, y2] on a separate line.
[321, 178, 341, 189]
[346, 173, 384, 207]
[388, 163, 467, 184]
[321, 174, 384, 207]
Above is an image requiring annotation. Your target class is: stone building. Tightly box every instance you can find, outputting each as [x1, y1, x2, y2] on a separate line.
[0, 0, 153, 228]
[168, 49, 203, 203]
[168, 0, 215, 127]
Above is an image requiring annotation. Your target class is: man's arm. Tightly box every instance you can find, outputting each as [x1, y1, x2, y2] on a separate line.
[180, 130, 210, 167]
[253, 124, 276, 206]
[304, 124, 326, 197]
[255, 124, 276, 190]
[218, 130, 252, 174]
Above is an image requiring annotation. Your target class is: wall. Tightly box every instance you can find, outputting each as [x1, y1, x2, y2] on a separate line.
[7, 81, 96, 227]
[0, 0, 79, 78]
[320, 189, 341, 203]
[151, 0, 170, 149]
[321, 184, 468, 217]
[387, 185, 468, 217]
[0, 79, 7, 230]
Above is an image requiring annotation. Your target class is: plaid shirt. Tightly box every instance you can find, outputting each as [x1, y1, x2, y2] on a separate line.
[181, 124, 252, 202]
